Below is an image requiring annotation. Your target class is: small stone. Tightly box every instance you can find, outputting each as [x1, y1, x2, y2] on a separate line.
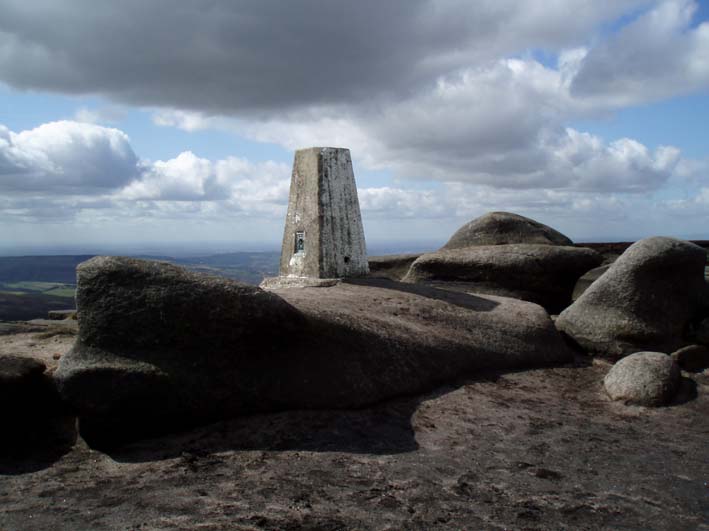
[604, 352, 680, 406]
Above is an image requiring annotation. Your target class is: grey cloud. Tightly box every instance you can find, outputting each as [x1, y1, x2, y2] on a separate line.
[237, 56, 682, 193]
[571, 0, 709, 104]
[0, 0, 644, 114]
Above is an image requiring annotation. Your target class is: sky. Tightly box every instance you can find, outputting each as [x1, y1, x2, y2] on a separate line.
[0, 0, 708, 254]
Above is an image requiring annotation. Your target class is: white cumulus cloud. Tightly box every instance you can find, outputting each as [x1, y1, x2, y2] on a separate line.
[0, 120, 140, 192]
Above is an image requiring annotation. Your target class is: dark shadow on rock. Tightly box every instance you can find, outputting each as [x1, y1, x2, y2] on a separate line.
[556, 330, 592, 356]
[669, 376, 698, 407]
[0, 415, 77, 475]
[97, 390, 429, 463]
[0, 367, 78, 475]
[344, 277, 499, 312]
[98, 363, 580, 464]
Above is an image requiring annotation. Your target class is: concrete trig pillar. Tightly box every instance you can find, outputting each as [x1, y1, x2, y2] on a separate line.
[276, 147, 368, 282]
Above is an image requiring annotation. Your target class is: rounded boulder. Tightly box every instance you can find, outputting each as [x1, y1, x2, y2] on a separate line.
[556, 237, 708, 358]
[603, 352, 680, 406]
[441, 211, 573, 250]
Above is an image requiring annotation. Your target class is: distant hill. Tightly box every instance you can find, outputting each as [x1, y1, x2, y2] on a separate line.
[0, 252, 281, 321]
[0, 252, 280, 286]
[0, 255, 94, 283]
[0, 292, 73, 321]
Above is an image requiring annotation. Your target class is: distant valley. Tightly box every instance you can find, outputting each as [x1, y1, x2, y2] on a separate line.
[0, 252, 281, 321]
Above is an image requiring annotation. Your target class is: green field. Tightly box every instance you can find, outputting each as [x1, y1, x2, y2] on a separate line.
[0, 281, 76, 299]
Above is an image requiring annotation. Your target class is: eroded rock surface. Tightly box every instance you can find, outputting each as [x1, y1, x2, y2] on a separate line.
[603, 352, 680, 406]
[1, 354, 74, 454]
[55, 256, 306, 444]
[671, 344, 709, 372]
[56, 257, 572, 445]
[572, 264, 610, 302]
[2, 358, 707, 531]
[556, 237, 708, 358]
[368, 253, 422, 281]
[441, 211, 573, 250]
[696, 317, 709, 345]
[403, 244, 601, 313]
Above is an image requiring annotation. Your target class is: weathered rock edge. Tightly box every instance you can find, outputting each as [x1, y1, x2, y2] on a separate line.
[556, 237, 708, 358]
[402, 244, 602, 313]
[55, 257, 572, 444]
[441, 211, 573, 250]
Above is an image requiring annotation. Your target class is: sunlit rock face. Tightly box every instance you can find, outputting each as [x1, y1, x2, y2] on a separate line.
[556, 237, 708, 358]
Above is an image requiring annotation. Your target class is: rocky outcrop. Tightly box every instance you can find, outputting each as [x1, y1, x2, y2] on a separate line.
[55, 256, 305, 444]
[368, 253, 422, 281]
[1, 355, 73, 453]
[671, 345, 709, 373]
[1, 355, 47, 399]
[56, 257, 572, 445]
[696, 318, 709, 345]
[402, 244, 602, 313]
[603, 352, 680, 406]
[441, 211, 572, 250]
[556, 237, 708, 358]
[571, 265, 610, 302]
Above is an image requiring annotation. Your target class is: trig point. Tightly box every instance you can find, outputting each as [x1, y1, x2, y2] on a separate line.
[261, 147, 368, 289]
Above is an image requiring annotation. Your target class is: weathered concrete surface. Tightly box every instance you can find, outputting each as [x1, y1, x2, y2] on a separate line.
[556, 237, 708, 358]
[278, 147, 368, 279]
[441, 211, 573, 250]
[54, 257, 572, 445]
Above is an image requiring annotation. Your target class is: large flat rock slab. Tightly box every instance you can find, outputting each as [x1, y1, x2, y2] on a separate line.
[273, 279, 573, 384]
[55, 258, 572, 445]
[3, 360, 707, 530]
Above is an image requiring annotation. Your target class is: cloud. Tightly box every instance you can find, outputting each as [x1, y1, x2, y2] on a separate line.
[0, 0, 646, 114]
[0, 1, 706, 243]
[118, 152, 290, 216]
[74, 105, 127, 125]
[185, 57, 682, 194]
[0, 121, 292, 227]
[0, 119, 703, 244]
[119, 151, 229, 201]
[571, 0, 709, 105]
[0, 120, 139, 192]
[2, 1, 699, 201]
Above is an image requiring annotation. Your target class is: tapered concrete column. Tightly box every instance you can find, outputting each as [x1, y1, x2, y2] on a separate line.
[278, 147, 368, 279]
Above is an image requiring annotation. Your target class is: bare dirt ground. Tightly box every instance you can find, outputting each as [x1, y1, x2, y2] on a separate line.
[1, 325, 708, 531]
